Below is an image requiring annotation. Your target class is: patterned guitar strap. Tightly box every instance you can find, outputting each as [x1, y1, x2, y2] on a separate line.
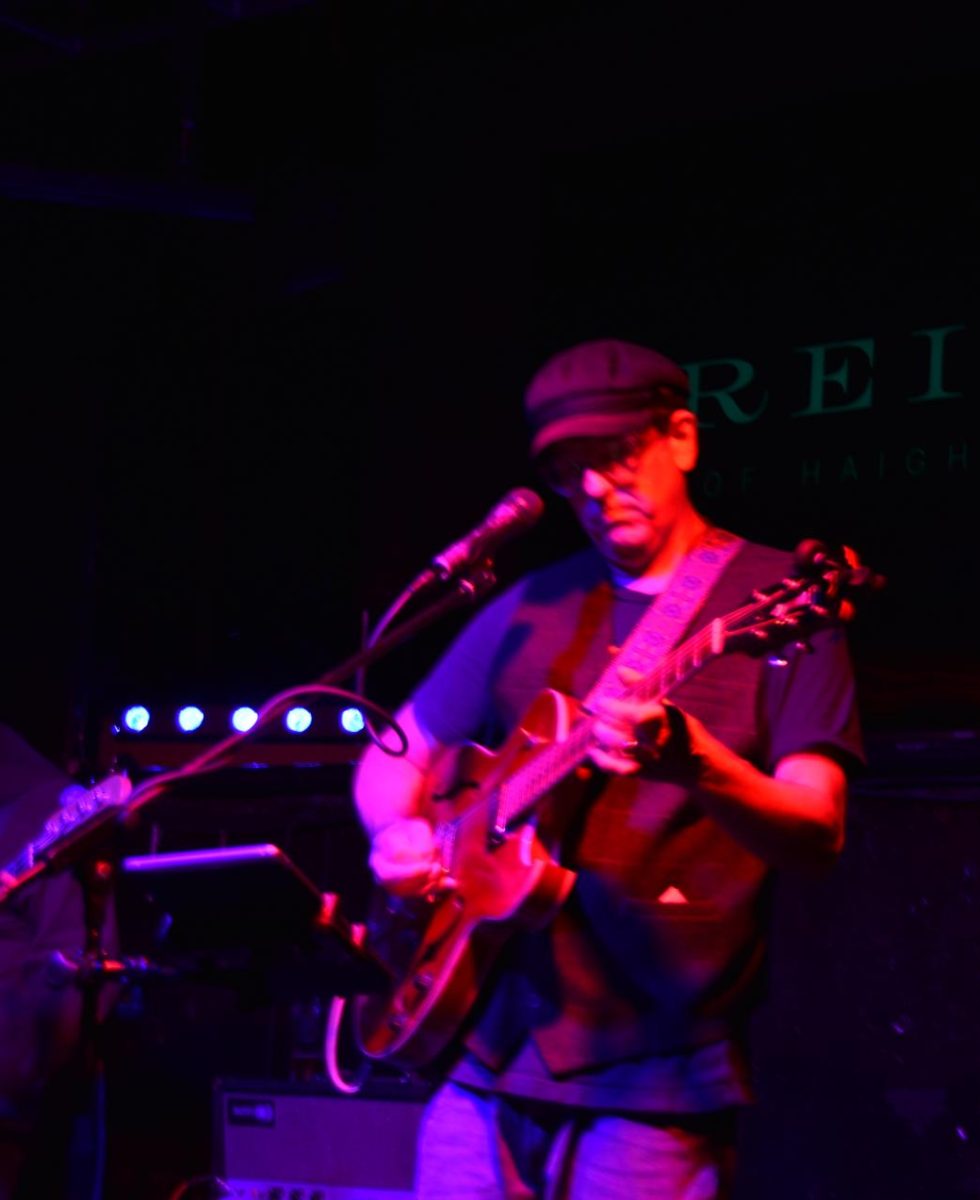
[532, 525, 745, 853]
[582, 525, 745, 711]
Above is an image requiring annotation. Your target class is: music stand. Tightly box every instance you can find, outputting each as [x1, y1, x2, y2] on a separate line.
[119, 844, 387, 997]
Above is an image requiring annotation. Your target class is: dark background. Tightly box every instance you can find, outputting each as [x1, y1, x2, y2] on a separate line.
[0, 3, 978, 1197]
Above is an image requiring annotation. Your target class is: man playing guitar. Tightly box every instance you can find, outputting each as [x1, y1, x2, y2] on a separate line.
[354, 338, 864, 1199]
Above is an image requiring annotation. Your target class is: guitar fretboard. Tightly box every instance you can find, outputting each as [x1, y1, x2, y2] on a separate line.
[494, 588, 789, 832]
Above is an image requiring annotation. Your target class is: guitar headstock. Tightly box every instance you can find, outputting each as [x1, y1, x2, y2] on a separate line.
[724, 541, 885, 659]
[793, 539, 885, 594]
[0, 770, 134, 905]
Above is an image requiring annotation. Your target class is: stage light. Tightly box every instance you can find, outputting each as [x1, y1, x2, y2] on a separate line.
[100, 696, 365, 771]
[340, 707, 365, 735]
[231, 706, 258, 732]
[176, 705, 205, 733]
[284, 706, 313, 733]
[122, 705, 151, 733]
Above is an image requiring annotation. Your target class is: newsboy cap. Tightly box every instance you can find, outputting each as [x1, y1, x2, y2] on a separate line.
[524, 338, 690, 457]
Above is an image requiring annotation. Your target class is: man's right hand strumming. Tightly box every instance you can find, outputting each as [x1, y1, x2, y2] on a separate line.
[369, 816, 455, 897]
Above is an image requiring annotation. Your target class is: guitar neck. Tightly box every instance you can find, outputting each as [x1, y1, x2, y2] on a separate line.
[1, 774, 132, 895]
[496, 617, 730, 831]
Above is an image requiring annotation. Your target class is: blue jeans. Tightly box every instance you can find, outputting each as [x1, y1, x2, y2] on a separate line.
[415, 1082, 737, 1200]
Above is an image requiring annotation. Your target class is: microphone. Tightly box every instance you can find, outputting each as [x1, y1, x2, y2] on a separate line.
[430, 487, 544, 580]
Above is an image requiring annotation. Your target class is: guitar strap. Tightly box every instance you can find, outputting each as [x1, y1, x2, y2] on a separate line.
[583, 525, 745, 708]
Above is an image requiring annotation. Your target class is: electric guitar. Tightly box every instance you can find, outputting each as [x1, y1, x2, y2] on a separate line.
[0, 772, 133, 904]
[354, 544, 880, 1069]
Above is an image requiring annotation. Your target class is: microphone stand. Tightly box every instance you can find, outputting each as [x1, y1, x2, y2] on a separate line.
[320, 565, 497, 686]
[53, 847, 179, 1199]
[62, 852, 116, 1200]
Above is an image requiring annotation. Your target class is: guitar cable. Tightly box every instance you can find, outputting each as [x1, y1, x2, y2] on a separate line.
[323, 991, 370, 1095]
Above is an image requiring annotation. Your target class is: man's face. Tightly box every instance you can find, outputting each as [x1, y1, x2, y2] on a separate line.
[543, 414, 699, 576]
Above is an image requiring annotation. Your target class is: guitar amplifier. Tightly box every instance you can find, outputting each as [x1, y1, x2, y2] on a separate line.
[213, 1077, 429, 1200]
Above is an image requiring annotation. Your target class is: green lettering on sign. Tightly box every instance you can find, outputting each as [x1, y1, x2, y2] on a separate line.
[908, 325, 965, 402]
[684, 359, 767, 427]
[794, 339, 875, 416]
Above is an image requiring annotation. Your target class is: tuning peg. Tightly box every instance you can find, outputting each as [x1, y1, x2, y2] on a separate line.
[794, 539, 852, 577]
[847, 565, 888, 593]
[796, 540, 887, 594]
[793, 539, 833, 572]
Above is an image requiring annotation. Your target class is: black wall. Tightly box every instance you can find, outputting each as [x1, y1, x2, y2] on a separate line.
[1, 5, 977, 1196]
[1, 4, 977, 762]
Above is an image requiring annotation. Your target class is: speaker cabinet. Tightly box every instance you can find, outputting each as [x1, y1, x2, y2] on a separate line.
[213, 1078, 428, 1200]
[735, 773, 980, 1199]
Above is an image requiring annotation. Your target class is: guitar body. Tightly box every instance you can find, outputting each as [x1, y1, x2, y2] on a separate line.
[354, 689, 581, 1069]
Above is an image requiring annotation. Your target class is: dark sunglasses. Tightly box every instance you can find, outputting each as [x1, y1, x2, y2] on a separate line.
[538, 428, 656, 497]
